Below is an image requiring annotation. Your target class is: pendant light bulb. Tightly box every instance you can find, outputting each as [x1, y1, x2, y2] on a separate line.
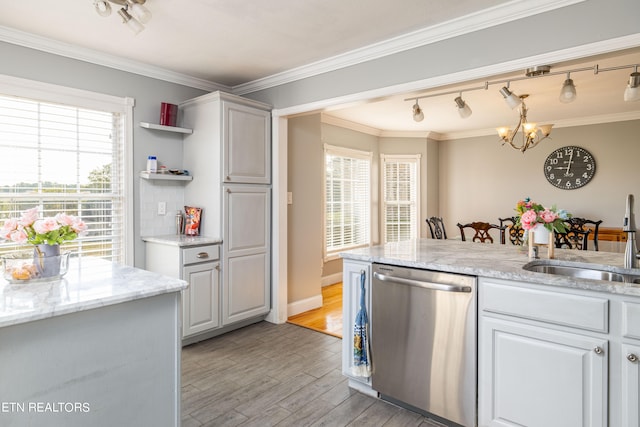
[118, 8, 144, 35]
[559, 76, 577, 103]
[412, 101, 424, 122]
[454, 96, 472, 119]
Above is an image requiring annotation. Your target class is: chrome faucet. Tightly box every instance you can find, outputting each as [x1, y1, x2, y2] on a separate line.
[624, 194, 638, 269]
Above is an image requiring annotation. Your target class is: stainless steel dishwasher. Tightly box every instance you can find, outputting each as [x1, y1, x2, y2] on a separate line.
[371, 263, 477, 427]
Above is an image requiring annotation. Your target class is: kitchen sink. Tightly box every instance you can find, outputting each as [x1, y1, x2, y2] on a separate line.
[523, 261, 640, 284]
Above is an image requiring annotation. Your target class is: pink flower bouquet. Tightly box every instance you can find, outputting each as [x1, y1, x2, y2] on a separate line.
[515, 198, 570, 234]
[1, 208, 88, 245]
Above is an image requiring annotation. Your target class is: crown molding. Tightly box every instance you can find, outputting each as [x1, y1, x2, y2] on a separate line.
[233, 0, 585, 95]
[321, 114, 382, 136]
[0, 25, 231, 93]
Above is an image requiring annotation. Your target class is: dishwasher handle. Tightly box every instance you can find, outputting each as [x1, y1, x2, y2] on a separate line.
[373, 272, 472, 293]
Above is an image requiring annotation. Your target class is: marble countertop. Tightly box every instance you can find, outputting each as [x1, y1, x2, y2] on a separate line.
[142, 234, 222, 247]
[0, 257, 188, 328]
[341, 239, 640, 297]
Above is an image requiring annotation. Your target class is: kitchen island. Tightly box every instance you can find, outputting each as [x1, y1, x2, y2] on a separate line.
[0, 257, 187, 427]
[341, 239, 640, 427]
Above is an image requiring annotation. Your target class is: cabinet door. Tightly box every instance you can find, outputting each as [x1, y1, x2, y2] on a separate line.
[224, 185, 270, 257]
[622, 342, 640, 427]
[341, 260, 372, 386]
[479, 317, 607, 427]
[222, 101, 271, 184]
[222, 252, 270, 325]
[182, 262, 219, 337]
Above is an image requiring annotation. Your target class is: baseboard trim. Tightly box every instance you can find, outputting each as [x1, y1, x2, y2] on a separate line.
[321, 272, 343, 287]
[287, 294, 323, 317]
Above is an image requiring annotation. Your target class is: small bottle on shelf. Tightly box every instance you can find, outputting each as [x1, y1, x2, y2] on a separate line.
[146, 156, 157, 173]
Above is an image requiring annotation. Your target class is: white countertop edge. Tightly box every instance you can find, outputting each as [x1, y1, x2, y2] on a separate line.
[142, 234, 222, 246]
[340, 239, 640, 297]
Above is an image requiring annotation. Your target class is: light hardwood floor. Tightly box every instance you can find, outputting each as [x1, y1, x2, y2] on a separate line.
[181, 321, 442, 426]
[287, 283, 343, 338]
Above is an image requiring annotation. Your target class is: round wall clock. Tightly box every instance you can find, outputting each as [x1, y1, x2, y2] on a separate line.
[543, 146, 596, 190]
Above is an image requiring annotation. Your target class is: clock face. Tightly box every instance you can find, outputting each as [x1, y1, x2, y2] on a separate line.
[543, 146, 596, 190]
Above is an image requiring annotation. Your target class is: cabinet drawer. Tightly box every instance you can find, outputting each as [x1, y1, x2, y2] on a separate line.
[622, 301, 640, 340]
[482, 280, 608, 333]
[183, 245, 219, 265]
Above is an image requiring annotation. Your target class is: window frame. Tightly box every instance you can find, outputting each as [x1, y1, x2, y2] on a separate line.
[380, 153, 421, 244]
[0, 74, 134, 265]
[323, 143, 372, 261]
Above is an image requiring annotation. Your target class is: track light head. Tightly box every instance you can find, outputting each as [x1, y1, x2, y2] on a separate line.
[624, 71, 640, 102]
[412, 101, 424, 122]
[499, 86, 522, 109]
[454, 96, 472, 118]
[559, 76, 577, 103]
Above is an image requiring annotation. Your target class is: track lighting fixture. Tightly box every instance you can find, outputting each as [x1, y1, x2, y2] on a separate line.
[624, 67, 640, 102]
[454, 96, 472, 118]
[499, 86, 522, 109]
[559, 73, 577, 103]
[405, 61, 640, 138]
[412, 101, 424, 122]
[93, 0, 151, 34]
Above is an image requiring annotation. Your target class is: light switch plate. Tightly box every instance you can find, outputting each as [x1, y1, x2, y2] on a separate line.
[287, 192, 293, 205]
[157, 201, 166, 215]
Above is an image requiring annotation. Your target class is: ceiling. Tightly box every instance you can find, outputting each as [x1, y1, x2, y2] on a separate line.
[0, 0, 638, 136]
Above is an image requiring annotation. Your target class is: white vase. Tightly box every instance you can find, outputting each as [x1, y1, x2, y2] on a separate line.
[531, 224, 551, 244]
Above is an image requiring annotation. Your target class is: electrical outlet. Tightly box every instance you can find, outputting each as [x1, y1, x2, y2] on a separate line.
[157, 201, 166, 215]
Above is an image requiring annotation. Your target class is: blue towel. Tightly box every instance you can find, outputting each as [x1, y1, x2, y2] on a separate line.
[352, 270, 371, 377]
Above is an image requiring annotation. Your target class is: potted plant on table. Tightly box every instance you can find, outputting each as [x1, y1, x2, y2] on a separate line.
[515, 198, 571, 244]
[1, 208, 88, 281]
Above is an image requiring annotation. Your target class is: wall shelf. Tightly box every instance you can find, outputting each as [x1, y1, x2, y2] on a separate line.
[139, 171, 193, 181]
[139, 122, 193, 134]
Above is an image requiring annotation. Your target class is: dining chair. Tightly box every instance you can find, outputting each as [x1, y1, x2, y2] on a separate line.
[426, 217, 447, 240]
[563, 217, 603, 251]
[457, 221, 505, 243]
[555, 228, 591, 250]
[499, 216, 525, 246]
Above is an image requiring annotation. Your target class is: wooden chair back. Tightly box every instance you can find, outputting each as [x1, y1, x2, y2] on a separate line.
[565, 217, 603, 251]
[555, 228, 591, 250]
[457, 221, 504, 243]
[426, 217, 447, 240]
[499, 216, 525, 246]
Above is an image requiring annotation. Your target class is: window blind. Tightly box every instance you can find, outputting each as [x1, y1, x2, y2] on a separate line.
[382, 155, 420, 243]
[324, 145, 371, 258]
[0, 93, 126, 262]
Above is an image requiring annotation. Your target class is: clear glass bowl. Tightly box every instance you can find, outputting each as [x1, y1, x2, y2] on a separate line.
[2, 251, 70, 283]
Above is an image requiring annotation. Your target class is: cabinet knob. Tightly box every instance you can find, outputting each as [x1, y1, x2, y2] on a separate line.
[215, 264, 220, 271]
[628, 353, 638, 363]
[196, 252, 209, 259]
[225, 176, 231, 181]
[594, 346, 604, 355]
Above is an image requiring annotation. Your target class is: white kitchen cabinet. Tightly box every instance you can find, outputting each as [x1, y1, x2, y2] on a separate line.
[181, 91, 272, 329]
[222, 101, 270, 184]
[144, 241, 220, 342]
[479, 316, 607, 427]
[341, 259, 374, 394]
[222, 185, 270, 325]
[621, 342, 640, 427]
[478, 277, 611, 427]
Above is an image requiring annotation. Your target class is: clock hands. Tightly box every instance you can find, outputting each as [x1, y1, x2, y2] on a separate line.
[564, 150, 574, 177]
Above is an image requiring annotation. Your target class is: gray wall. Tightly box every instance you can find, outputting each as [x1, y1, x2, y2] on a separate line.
[0, 41, 207, 267]
[440, 120, 640, 248]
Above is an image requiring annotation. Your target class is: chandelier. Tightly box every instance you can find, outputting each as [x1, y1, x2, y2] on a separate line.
[93, 0, 152, 35]
[496, 93, 553, 153]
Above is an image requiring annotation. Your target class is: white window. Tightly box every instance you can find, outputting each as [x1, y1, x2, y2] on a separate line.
[381, 154, 420, 243]
[324, 144, 371, 260]
[0, 75, 133, 264]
